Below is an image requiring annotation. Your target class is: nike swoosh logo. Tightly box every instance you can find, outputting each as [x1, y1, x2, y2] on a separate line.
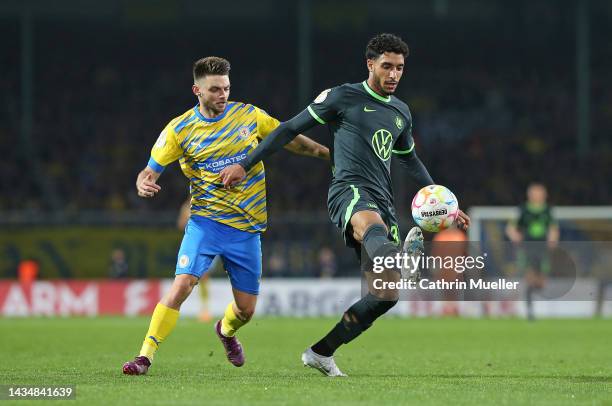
[364, 106, 376, 112]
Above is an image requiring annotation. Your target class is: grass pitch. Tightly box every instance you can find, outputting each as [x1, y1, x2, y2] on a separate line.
[0, 317, 610, 405]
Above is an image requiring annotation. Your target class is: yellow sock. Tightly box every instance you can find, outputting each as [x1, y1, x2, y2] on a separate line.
[220, 302, 247, 337]
[139, 303, 180, 361]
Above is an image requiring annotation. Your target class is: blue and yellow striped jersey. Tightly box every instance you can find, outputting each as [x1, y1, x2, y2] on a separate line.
[148, 102, 280, 233]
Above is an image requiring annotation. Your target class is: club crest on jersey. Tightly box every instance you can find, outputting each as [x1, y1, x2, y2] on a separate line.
[314, 88, 331, 104]
[395, 116, 404, 130]
[154, 129, 167, 148]
[239, 126, 251, 139]
[371, 129, 393, 161]
[178, 255, 190, 268]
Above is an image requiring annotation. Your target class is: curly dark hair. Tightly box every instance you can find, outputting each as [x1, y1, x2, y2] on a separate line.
[193, 56, 231, 81]
[365, 33, 409, 60]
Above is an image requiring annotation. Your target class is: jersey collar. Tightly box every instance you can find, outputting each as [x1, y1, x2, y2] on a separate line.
[362, 81, 391, 103]
[193, 103, 231, 123]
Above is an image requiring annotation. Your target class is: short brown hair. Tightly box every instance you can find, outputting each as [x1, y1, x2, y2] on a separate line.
[193, 56, 231, 81]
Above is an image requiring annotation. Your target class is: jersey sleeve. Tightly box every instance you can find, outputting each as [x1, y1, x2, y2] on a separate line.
[306, 86, 345, 125]
[148, 121, 183, 173]
[255, 107, 281, 140]
[392, 120, 415, 155]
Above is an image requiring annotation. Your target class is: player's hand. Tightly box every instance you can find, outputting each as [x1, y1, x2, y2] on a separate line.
[510, 234, 523, 244]
[320, 146, 331, 161]
[219, 164, 246, 188]
[506, 227, 523, 244]
[136, 172, 161, 198]
[456, 209, 470, 231]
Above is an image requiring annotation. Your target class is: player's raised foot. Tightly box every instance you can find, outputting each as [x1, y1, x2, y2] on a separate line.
[403, 226, 424, 282]
[301, 348, 347, 377]
[122, 355, 151, 375]
[214, 320, 245, 367]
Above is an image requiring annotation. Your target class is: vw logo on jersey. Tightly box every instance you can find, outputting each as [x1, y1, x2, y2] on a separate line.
[372, 129, 393, 161]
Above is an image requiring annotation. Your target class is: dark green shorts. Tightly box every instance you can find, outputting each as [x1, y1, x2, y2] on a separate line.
[517, 245, 551, 275]
[327, 182, 400, 258]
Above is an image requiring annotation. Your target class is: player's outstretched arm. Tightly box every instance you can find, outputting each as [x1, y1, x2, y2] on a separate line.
[547, 223, 560, 248]
[505, 221, 523, 243]
[284, 135, 330, 160]
[395, 150, 434, 188]
[220, 109, 319, 187]
[136, 167, 162, 198]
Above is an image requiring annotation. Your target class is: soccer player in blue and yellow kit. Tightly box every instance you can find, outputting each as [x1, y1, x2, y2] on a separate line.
[123, 57, 329, 375]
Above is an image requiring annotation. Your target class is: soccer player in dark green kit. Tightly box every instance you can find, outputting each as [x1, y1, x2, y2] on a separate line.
[221, 33, 470, 376]
[506, 183, 559, 320]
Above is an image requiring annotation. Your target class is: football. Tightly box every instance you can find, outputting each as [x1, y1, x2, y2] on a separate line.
[411, 184, 459, 232]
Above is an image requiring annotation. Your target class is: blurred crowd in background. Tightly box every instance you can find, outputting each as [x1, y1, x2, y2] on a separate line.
[1, 1, 610, 215]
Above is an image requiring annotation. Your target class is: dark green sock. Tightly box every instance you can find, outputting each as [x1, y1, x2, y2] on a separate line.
[311, 294, 397, 357]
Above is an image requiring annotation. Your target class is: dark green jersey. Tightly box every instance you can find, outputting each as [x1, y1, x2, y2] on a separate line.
[307, 81, 415, 204]
[517, 203, 556, 241]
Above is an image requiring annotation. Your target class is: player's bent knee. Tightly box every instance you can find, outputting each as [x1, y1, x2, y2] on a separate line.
[350, 212, 386, 243]
[175, 275, 197, 291]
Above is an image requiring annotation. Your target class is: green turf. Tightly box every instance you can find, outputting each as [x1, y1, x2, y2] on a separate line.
[0, 317, 610, 405]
